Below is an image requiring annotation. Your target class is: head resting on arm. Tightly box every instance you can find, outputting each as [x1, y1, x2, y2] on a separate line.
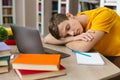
[49, 14, 68, 39]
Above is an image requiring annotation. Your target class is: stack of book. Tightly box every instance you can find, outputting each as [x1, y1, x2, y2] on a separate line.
[0, 42, 11, 73]
[11, 54, 66, 80]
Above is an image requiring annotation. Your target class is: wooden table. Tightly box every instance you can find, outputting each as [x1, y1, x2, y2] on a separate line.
[0, 44, 120, 80]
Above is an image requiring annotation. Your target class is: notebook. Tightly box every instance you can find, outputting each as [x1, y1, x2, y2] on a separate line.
[72, 50, 105, 65]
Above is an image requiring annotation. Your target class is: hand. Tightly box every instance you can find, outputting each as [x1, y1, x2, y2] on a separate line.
[73, 30, 95, 41]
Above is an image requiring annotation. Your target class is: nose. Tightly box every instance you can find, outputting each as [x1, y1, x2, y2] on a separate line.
[67, 31, 74, 36]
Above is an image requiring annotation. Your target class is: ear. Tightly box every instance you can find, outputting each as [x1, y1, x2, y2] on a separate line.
[66, 13, 74, 18]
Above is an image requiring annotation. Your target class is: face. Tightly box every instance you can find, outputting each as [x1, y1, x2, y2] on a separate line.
[58, 19, 83, 38]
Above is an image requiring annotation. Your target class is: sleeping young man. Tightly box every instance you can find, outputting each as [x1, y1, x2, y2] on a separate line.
[43, 7, 120, 69]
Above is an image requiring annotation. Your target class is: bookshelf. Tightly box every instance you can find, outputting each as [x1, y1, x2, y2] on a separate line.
[78, 0, 99, 12]
[52, 0, 58, 15]
[15, 0, 78, 37]
[100, 0, 120, 15]
[36, 0, 78, 36]
[58, 0, 78, 15]
[36, 0, 52, 37]
[0, 0, 15, 26]
[58, 0, 69, 14]
[36, 0, 44, 36]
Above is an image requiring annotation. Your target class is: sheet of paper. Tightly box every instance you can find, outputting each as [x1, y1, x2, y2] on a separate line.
[76, 52, 105, 65]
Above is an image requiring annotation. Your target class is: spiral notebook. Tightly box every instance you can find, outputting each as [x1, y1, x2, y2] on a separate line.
[72, 50, 105, 65]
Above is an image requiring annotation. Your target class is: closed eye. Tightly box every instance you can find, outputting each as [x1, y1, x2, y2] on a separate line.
[66, 24, 70, 31]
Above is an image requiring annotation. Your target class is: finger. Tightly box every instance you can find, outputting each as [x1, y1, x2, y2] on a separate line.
[81, 33, 93, 41]
[79, 37, 88, 42]
[83, 35, 92, 41]
[86, 33, 94, 40]
[73, 35, 88, 41]
[79, 34, 90, 41]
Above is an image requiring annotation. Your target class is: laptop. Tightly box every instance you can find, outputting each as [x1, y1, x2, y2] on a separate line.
[10, 25, 70, 58]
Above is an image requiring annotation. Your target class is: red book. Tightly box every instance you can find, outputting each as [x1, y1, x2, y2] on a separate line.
[14, 65, 66, 80]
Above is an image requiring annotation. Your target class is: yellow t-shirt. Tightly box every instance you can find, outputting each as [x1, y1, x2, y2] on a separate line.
[77, 7, 120, 56]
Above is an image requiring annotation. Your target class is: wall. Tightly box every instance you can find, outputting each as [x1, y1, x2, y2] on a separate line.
[15, 0, 36, 28]
[15, 0, 25, 26]
[25, 0, 36, 28]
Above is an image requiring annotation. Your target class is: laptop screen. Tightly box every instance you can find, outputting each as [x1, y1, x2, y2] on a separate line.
[10, 25, 45, 53]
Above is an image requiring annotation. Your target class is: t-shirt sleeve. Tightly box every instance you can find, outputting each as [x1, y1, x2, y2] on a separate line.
[91, 10, 114, 33]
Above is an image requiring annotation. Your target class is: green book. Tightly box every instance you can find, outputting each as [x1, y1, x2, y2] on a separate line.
[0, 56, 10, 60]
[0, 56, 10, 66]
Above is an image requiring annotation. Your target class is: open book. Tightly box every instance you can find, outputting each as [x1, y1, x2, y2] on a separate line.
[72, 50, 105, 65]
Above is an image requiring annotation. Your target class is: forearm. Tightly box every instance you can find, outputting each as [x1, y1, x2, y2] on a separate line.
[66, 31, 105, 52]
[66, 41, 94, 52]
[43, 30, 95, 45]
[43, 34, 74, 45]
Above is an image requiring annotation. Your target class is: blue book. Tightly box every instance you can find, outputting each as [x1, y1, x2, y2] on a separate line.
[0, 42, 11, 51]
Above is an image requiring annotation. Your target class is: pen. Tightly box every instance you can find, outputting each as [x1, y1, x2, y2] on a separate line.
[72, 50, 91, 57]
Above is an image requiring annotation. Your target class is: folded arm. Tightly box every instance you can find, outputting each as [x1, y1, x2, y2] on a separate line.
[43, 30, 95, 45]
[43, 33, 75, 45]
[66, 30, 105, 52]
